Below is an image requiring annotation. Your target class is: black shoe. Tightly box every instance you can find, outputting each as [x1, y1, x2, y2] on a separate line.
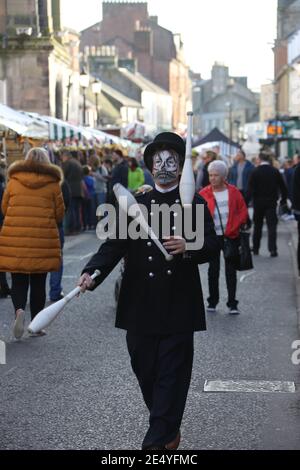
[228, 307, 241, 315]
[270, 252, 278, 257]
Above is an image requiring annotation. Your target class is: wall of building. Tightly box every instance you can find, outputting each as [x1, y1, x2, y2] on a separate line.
[260, 83, 275, 121]
[101, 1, 148, 46]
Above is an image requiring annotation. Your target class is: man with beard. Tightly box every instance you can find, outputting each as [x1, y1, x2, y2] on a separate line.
[78, 132, 219, 450]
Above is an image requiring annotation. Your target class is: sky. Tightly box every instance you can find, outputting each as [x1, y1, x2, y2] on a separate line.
[60, 0, 277, 92]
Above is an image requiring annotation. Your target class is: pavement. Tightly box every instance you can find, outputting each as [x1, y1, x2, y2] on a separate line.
[0, 224, 300, 450]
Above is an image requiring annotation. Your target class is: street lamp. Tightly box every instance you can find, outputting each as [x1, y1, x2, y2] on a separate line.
[79, 68, 89, 126]
[65, 75, 72, 122]
[226, 101, 233, 142]
[92, 79, 102, 128]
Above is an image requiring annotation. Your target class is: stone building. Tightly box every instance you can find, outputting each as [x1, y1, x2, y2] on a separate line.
[274, 0, 300, 115]
[0, 0, 80, 122]
[80, 1, 191, 131]
[195, 63, 258, 141]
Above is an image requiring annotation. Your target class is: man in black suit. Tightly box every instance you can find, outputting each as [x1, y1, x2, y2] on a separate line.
[247, 151, 288, 257]
[78, 133, 219, 450]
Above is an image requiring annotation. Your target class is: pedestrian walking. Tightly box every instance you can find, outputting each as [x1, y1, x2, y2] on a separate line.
[0, 148, 65, 338]
[127, 157, 145, 192]
[0, 164, 10, 298]
[246, 151, 288, 257]
[78, 132, 219, 450]
[62, 150, 83, 234]
[49, 179, 71, 302]
[200, 160, 248, 315]
[228, 149, 254, 200]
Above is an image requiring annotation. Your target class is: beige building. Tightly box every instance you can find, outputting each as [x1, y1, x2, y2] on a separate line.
[260, 83, 275, 121]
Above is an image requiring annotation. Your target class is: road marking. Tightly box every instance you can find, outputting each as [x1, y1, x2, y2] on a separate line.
[204, 379, 296, 393]
[0, 340, 6, 365]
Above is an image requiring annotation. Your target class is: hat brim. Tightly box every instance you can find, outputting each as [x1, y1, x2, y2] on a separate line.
[144, 140, 185, 171]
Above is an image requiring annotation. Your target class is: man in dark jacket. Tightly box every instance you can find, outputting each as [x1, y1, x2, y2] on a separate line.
[0, 167, 10, 298]
[292, 161, 300, 275]
[107, 149, 129, 205]
[228, 149, 254, 200]
[62, 151, 83, 234]
[247, 151, 288, 257]
[78, 132, 219, 450]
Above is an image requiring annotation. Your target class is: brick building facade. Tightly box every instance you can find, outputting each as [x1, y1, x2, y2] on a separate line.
[80, 1, 191, 130]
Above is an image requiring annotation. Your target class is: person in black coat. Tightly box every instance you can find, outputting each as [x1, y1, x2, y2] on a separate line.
[292, 161, 300, 275]
[246, 151, 287, 257]
[78, 132, 219, 450]
[107, 149, 129, 205]
[0, 169, 10, 298]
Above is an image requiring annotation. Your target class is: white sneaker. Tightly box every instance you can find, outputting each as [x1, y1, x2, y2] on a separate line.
[207, 306, 217, 313]
[228, 308, 241, 315]
[13, 309, 25, 339]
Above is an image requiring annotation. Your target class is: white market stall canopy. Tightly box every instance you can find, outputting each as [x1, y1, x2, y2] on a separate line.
[24, 112, 84, 141]
[0, 103, 48, 139]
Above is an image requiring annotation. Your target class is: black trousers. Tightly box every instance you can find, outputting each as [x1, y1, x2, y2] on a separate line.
[252, 201, 278, 254]
[0, 271, 9, 289]
[11, 273, 47, 320]
[207, 237, 238, 309]
[126, 332, 194, 450]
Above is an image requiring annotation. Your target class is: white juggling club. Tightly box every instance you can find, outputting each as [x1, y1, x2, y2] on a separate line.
[113, 183, 173, 261]
[179, 111, 195, 207]
[28, 270, 101, 334]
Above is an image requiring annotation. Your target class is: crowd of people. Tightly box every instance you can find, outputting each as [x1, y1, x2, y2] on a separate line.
[0, 142, 299, 328]
[0, 132, 300, 450]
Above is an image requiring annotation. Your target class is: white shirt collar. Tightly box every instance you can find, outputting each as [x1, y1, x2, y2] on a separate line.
[155, 183, 179, 193]
[260, 162, 270, 166]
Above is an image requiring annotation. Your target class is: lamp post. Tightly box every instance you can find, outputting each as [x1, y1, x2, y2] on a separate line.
[65, 75, 72, 122]
[226, 78, 235, 143]
[226, 101, 233, 142]
[92, 79, 102, 128]
[79, 68, 89, 126]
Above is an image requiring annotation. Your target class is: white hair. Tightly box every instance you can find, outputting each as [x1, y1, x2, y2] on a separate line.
[208, 160, 228, 178]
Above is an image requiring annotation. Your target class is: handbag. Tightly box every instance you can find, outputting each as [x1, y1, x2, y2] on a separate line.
[214, 197, 239, 259]
[237, 230, 253, 271]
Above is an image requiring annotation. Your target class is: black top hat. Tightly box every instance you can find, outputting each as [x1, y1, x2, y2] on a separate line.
[144, 132, 186, 171]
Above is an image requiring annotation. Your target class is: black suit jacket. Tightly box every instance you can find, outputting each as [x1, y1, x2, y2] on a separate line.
[83, 187, 219, 335]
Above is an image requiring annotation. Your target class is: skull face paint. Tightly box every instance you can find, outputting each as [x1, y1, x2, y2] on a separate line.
[152, 150, 180, 185]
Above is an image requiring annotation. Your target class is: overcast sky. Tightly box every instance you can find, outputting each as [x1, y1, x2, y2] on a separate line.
[61, 0, 277, 91]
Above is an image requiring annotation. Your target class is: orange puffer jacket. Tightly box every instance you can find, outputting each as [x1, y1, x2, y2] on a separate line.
[0, 159, 65, 273]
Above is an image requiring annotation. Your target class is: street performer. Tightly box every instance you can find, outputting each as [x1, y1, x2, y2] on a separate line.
[78, 132, 219, 450]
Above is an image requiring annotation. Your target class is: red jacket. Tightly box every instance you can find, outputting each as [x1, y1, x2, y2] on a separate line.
[200, 184, 248, 239]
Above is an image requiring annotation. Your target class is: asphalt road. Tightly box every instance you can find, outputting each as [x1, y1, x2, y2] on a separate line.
[0, 222, 300, 450]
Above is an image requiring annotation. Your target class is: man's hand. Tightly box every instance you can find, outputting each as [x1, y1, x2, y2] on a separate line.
[163, 236, 186, 255]
[78, 273, 95, 293]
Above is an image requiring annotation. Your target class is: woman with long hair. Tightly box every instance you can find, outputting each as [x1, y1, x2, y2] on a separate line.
[0, 148, 65, 338]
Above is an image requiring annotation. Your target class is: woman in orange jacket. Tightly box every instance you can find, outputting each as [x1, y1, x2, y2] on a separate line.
[0, 148, 65, 338]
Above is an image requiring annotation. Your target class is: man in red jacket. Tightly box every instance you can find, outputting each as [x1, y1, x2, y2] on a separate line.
[200, 160, 248, 315]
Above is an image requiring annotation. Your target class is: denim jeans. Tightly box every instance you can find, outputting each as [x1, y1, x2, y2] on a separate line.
[49, 226, 64, 301]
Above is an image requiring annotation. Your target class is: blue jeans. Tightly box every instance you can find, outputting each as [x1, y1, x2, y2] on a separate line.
[49, 226, 64, 301]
